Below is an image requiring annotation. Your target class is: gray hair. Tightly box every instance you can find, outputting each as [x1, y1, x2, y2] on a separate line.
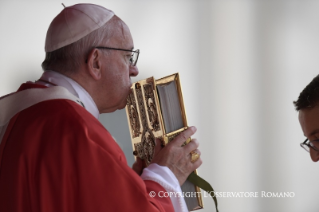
[41, 15, 124, 73]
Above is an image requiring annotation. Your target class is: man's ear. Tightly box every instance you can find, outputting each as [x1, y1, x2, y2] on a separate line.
[86, 48, 102, 80]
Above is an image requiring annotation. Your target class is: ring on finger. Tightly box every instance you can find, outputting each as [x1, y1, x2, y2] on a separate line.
[190, 151, 200, 163]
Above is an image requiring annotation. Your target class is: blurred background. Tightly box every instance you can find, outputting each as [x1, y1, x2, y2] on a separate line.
[1, 0, 319, 211]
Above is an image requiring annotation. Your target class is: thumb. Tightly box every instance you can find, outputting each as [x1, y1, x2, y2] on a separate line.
[132, 157, 143, 169]
[132, 157, 144, 175]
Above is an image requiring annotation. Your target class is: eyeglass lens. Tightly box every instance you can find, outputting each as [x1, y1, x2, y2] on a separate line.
[301, 140, 319, 152]
[301, 143, 310, 152]
[131, 50, 139, 66]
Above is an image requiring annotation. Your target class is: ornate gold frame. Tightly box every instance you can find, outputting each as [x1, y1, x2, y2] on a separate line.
[126, 73, 203, 211]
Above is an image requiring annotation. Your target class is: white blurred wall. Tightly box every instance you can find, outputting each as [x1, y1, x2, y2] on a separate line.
[1, 1, 319, 211]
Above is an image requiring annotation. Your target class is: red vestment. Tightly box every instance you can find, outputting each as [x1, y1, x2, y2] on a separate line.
[0, 83, 174, 212]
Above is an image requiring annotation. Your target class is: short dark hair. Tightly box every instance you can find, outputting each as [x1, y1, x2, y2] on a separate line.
[294, 74, 319, 111]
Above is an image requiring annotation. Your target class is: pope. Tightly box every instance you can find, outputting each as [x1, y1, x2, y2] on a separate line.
[0, 3, 202, 212]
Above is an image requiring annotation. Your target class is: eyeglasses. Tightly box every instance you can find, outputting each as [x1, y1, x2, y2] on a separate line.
[95, 46, 140, 66]
[300, 138, 319, 152]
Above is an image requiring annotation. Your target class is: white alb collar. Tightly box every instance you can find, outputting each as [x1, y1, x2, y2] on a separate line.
[37, 70, 100, 119]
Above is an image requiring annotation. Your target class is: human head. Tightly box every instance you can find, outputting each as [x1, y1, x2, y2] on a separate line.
[42, 4, 139, 113]
[294, 74, 319, 162]
[42, 4, 118, 74]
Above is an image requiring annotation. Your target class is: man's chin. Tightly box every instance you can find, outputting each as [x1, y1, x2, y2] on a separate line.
[118, 98, 128, 110]
[119, 103, 126, 110]
[100, 101, 127, 113]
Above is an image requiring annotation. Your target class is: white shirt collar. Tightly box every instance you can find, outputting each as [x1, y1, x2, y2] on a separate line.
[37, 70, 100, 119]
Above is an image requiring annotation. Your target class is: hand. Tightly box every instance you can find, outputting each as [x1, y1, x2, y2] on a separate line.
[150, 126, 202, 185]
[132, 157, 146, 175]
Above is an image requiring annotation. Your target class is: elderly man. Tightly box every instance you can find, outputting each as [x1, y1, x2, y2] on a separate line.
[294, 75, 319, 162]
[0, 3, 201, 212]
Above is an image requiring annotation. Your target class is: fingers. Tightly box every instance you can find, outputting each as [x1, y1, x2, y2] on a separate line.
[184, 138, 199, 154]
[192, 156, 203, 170]
[194, 149, 201, 156]
[189, 148, 201, 163]
[149, 126, 202, 185]
[169, 126, 197, 147]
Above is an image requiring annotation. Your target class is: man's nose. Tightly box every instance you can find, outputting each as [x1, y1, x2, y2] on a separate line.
[310, 148, 319, 162]
[130, 65, 139, 77]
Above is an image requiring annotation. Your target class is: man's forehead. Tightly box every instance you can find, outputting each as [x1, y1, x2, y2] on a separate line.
[108, 23, 134, 49]
[299, 106, 319, 137]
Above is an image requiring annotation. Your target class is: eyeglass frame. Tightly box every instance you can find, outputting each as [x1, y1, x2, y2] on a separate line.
[93, 46, 140, 66]
[300, 138, 319, 152]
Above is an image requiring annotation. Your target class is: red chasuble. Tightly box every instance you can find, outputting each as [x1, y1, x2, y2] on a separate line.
[0, 84, 174, 212]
